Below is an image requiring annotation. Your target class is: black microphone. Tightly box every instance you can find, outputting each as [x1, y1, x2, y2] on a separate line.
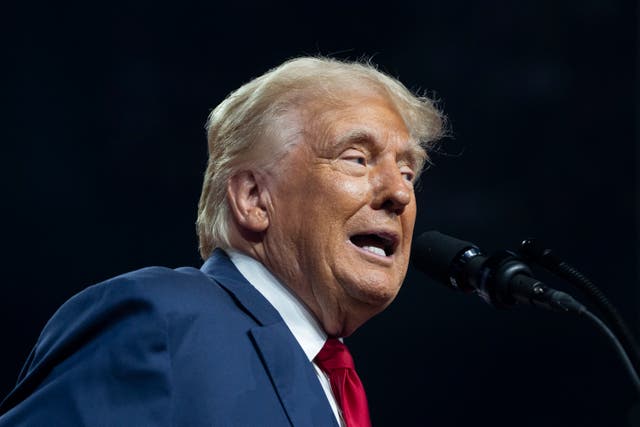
[411, 231, 586, 313]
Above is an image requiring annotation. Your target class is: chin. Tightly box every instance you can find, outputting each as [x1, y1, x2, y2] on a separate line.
[343, 273, 403, 310]
[336, 288, 398, 337]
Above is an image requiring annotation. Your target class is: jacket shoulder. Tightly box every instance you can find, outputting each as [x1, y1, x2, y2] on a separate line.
[0, 265, 238, 419]
[30, 266, 225, 372]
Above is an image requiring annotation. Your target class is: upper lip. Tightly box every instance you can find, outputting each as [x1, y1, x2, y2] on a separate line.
[348, 229, 400, 256]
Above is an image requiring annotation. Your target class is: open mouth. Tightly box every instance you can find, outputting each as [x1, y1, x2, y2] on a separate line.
[349, 232, 398, 257]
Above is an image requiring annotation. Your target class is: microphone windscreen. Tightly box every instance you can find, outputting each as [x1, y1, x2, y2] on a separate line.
[411, 231, 477, 286]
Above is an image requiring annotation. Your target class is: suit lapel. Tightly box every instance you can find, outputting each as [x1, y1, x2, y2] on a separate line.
[201, 250, 338, 427]
[251, 324, 339, 427]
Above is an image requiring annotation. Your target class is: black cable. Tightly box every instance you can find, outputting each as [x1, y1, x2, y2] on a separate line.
[582, 309, 640, 396]
[519, 239, 640, 377]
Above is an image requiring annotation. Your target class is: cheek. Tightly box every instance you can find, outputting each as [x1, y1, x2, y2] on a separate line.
[400, 204, 417, 244]
[325, 177, 369, 210]
[404, 202, 417, 227]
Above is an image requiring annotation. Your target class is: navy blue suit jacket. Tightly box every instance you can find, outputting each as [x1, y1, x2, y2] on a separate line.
[0, 250, 339, 426]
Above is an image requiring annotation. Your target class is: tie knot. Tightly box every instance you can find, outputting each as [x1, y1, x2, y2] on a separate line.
[315, 338, 355, 372]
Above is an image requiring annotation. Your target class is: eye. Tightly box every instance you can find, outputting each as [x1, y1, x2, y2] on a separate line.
[400, 166, 415, 183]
[341, 149, 367, 166]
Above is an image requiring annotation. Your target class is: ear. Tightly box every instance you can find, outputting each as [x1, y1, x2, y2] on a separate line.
[226, 171, 270, 233]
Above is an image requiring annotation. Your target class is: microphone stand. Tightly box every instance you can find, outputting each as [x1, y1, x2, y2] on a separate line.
[412, 230, 640, 414]
[579, 309, 640, 393]
[515, 239, 640, 423]
[519, 238, 640, 378]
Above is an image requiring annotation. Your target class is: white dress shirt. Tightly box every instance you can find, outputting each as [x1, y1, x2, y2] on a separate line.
[228, 249, 344, 426]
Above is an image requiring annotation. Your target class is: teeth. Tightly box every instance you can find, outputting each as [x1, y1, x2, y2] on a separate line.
[362, 245, 386, 257]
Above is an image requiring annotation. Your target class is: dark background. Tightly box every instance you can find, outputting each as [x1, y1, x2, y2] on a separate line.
[3, 0, 638, 426]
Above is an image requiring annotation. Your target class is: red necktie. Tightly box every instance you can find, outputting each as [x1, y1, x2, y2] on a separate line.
[314, 338, 372, 427]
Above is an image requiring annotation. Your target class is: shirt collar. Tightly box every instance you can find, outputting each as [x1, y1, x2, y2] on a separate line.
[227, 249, 327, 362]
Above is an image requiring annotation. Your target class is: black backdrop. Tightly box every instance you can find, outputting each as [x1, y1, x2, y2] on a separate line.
[4, 1, 638, 426]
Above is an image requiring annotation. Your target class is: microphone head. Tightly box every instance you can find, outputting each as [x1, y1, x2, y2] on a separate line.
[411, 231, 478, 287]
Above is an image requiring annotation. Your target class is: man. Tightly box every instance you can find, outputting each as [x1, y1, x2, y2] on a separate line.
[0, 57, 443, 426]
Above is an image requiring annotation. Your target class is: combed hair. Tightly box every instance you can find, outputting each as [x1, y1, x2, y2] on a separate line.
[196, 56, 445, 259]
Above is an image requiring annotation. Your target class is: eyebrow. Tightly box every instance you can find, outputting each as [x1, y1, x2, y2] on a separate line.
[335, 129, 428, 171]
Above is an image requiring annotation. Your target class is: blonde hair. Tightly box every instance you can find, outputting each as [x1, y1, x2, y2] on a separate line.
[196, 56, 445, 259]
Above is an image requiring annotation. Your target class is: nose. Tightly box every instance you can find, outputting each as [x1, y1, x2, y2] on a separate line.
[371, 160, 412, 214]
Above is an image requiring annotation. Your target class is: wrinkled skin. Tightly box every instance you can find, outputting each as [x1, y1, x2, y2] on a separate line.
[229, 91, 425, 337]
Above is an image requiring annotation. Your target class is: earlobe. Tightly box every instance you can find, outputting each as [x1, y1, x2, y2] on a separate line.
[227, 171, 270, 233]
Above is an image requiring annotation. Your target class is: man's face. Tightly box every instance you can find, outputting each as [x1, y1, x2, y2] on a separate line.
[261, 92, 424, 337]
